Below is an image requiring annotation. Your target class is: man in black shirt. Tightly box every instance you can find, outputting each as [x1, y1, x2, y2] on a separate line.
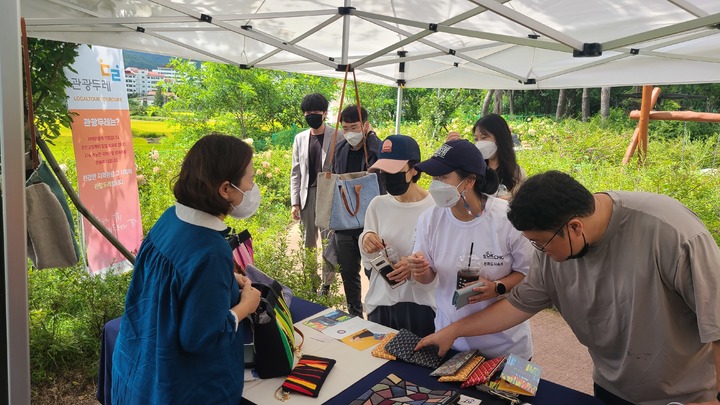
[332, 105, 383, 317]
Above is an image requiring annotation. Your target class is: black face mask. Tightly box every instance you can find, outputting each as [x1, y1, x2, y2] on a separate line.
[304, 113, 324, 129]
[379, 171, 411, 196]
[567, 228, 589, 260]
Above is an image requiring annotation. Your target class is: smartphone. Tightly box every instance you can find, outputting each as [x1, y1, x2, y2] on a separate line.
[370, 255, 406, 288]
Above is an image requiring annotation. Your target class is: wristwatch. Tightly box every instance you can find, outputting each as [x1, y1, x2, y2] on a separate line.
[495, 281, 507, 295]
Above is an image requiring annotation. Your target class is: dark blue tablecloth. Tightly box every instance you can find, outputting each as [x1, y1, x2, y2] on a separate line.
[98, 297, 601, 405]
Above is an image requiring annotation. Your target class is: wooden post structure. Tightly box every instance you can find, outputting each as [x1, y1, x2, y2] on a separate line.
[622, 85, 660, 165]
[628, 110, 720, 123]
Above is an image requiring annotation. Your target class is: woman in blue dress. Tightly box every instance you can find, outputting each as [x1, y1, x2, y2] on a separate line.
[112, 134, 262, 404]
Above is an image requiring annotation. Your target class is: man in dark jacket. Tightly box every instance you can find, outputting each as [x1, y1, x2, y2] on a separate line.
[332, 105, 383, 317]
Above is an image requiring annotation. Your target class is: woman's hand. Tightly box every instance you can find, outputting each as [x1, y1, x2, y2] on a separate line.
[387, 258, 411, 282]
[234, 273, 250, 288]
[466, 277, 499, 304]
[408, 252, 433, 283]
[234, 283, 261, 319]
[414, 327, 457, 357]
[361, 232, 384, 254]
[445, 131, 462, 142]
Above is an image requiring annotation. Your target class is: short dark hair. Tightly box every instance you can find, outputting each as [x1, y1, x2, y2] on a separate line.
[340, 105, 369, 124]
[457, 168, 500, 196]
[300, 93, 329, 113]
[507, 171, 595, 232]
[473, 114, 521, 192]
[173, 133, 254, 217]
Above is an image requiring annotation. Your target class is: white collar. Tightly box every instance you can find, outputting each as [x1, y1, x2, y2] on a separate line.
[175, 202, 228, 231]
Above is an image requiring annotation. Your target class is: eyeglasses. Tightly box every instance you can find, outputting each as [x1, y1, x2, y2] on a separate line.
[530, 218, 572, 252]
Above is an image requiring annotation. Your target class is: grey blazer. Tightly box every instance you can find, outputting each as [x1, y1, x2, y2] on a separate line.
[290, 124, 341, 209]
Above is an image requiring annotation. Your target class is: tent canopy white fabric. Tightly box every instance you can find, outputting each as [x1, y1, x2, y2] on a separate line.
[22, 0, 720, 89]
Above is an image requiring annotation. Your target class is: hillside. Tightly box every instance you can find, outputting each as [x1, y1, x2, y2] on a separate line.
[122, 50, 173, 70]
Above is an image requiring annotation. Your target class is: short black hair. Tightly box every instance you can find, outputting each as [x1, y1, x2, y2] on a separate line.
[340, 105, 369, 124]
[300, 93, 329, 113]
[507, 171, 595, 232]
[173, 133, 254, 217]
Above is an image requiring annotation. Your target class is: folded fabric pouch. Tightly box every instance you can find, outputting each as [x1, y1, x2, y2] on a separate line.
[460, 355, 507, 388]
[276, 355, 336, 401]
[430, 350, 477, 376]
[384, 329, 446, 369]
[371, 332, 397, 360]
[438, 354, 485, 382]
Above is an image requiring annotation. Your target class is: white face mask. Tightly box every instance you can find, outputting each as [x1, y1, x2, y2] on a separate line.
[428, 179, 465, 208]
[344, 131, 365, 147]
[229, 183, 261, 219]
[475, 140, 497, 160]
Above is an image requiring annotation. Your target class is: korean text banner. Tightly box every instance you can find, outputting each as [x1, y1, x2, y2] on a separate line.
[65, 45, 141, 274]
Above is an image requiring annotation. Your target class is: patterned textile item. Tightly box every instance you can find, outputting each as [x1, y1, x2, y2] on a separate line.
[371, 332, 397, 360]
[460, 356, 507, 388]
[384, 329, 446, 369]
[438, 355, 485, 382]
[349, 373, 460, 405]
[430, 350, 477, 376]
[278, 355, 336, 399]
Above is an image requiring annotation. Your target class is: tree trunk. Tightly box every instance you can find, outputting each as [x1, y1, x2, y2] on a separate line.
[493, 90, 503, 115]
[601, 87, 611, 121]
[509, 90, 515, 116]
[556, 89, 566, 120]
[581, 88, 589, 122]
[482, 90, 494, 116]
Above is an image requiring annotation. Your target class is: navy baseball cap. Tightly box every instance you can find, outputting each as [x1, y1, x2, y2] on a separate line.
[369, 135, 421, 174]
[415, 139, 487, 176]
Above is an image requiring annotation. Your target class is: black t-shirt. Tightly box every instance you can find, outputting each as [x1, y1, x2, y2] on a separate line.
[345, 146, 365, 173]
[308, 133, 324, 187]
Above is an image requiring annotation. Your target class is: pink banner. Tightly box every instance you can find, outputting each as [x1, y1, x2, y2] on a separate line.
[66, 46, 142, 274]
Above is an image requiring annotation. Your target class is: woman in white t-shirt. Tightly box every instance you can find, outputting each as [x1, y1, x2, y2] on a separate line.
[359, 135, 437, 337]
[408, 139, 533, 359]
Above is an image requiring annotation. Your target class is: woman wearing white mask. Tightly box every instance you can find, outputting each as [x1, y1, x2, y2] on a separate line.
[407, 139, 533, 360]
[113, 134, 261, 404]
[448, 114, 526, 199]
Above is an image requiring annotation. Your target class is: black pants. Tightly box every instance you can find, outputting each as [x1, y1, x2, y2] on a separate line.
[368, 303, 435, 337]
[594, 383, 635, 405]
[334, 232, 363, 317]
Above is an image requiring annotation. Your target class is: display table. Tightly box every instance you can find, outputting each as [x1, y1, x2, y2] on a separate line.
[98, 297, 602, 405]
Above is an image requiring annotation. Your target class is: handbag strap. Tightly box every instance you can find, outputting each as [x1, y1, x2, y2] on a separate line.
[293, 325, 304, 354]
[340, 183, 362, 216]
[21, 18, 39, 171]
[326, 65, 369, 171]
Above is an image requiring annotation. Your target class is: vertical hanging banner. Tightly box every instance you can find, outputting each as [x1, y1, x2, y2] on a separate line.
[65, 45, 141, 275]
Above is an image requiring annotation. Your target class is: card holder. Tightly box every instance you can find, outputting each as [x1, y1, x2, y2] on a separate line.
[384, 329, 445, 369]
[371, 332, 397, 360]
[460, 355, 507, 388]
[430, 350, 477, 376]
[438, 354, 485, 382]
[452, 283, 482, 309]
[276, 355, 336, 400]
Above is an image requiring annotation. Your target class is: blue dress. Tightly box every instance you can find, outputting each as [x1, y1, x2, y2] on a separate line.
[112, 205, 244, 404]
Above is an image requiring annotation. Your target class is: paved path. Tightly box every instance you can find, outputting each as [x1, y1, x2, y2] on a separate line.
[286, 221, 593, 394]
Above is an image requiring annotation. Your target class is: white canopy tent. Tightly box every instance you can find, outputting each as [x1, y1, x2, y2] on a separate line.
[3, 0, 720, 402]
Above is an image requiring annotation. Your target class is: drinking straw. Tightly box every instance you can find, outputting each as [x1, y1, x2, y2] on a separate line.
[467, 242, 474, 267]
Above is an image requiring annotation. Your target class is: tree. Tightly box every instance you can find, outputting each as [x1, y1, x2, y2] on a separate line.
[556, 89, 567, 120]
[601, 87, 611, 121]
[153, 84, 164, 108]
[23, 39, 79, 143]
[581, 88, 589, 122]
[165, 60, 337, 140]
[482, 90, 494, 116]
[493, 90, 503, 114]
